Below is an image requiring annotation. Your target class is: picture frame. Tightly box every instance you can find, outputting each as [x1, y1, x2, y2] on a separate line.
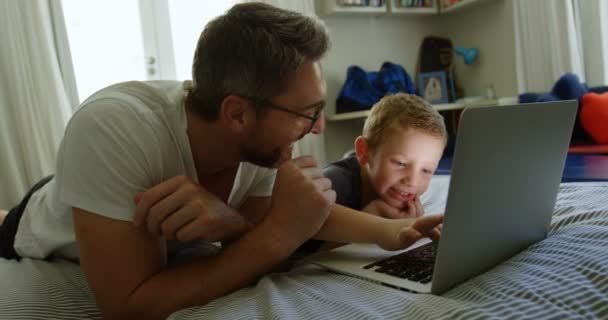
[418, 71, 448, 104]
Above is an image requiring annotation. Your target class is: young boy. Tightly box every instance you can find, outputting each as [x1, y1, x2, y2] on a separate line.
[327, 93, 447, 218]
[297, 93, 447, 254]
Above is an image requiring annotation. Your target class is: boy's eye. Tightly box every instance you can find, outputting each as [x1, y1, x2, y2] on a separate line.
[392, 160, 406, 167]
[423, 169, 435, 175]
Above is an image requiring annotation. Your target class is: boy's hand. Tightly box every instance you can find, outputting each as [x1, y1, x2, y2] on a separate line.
[377, 214, 443, 251]
[132, 176, 249, 242]
[363, 195, 424, 219]
[404, 195, 424, 218]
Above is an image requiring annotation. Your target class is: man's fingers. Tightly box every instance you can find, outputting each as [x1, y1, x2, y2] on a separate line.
[300, 167, 325, 180]
[146, 190, 190, 234]
[313, 177, 332, 192]
[174, 212, 247, 242]
[291, 155, 318, 169]
[278, 145, 294, 165]
[159, 207, 198, 239]
[174, 222, 200, 242]
[322, 189, 337, 205]
[133, 176, 188, 226]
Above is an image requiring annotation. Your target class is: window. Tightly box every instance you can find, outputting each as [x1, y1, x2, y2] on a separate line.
[168, 0, 238, 80]
[62, 0, 147, 101]
[62, 0, 237, 102]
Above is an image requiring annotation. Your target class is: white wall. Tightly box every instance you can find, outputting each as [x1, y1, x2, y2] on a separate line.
[435, 0, 518, 98]
[321, 14, 443, 162]
[320, 0, 517, 163]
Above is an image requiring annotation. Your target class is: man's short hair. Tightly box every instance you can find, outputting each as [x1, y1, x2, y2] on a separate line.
[191, 2, 331, 121]
[362, 93, 448, 150]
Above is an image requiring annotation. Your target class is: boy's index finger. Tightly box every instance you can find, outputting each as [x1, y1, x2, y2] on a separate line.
[414, 214, 444, 233]
[132, 176, 185, 226]
[414, 196, 424, 217]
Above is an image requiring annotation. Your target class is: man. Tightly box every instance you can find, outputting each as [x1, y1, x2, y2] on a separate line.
[0, 3, 442, 319]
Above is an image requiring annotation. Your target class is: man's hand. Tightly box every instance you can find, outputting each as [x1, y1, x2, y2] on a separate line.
[377, 214, 444, 251]
[262, 156, 336, 251]
[132, 176, 249, 242]
[363, 195, 424, 219]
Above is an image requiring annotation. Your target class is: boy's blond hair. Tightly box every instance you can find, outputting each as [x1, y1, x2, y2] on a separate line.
[362, 93, 447, 150]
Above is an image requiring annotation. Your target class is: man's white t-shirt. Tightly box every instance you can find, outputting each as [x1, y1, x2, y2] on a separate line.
[14, 80, 276, 260]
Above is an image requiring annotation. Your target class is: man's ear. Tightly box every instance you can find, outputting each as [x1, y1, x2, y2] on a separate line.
[355, 136, 370, 166]
[219, 95, 255, 133]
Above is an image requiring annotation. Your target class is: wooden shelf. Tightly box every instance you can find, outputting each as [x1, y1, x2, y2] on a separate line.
[327, 98, 502, 122]
[315, 0, 388, 17]
[327, 110, 371, 121]
[389, 6, 437, 15]
[327, 101, 471, 121]
[315, 0, 491, 17]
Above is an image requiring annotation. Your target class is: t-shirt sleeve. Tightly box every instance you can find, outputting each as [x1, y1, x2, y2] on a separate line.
[247, 167, 276, 197]
[57, 98, 156, 221]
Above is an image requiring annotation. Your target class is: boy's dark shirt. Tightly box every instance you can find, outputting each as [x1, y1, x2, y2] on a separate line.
[322, 155, 363, 210]
[295, 155, 363, 255]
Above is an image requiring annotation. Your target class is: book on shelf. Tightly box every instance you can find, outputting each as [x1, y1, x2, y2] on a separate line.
[337, 0, 385, 7]
[394, 0, 434, 8]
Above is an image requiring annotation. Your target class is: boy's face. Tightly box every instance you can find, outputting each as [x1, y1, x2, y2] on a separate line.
[358, 128, 445, 210]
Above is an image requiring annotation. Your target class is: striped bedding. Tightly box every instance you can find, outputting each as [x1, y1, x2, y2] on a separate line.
[1, 177, 607, 320]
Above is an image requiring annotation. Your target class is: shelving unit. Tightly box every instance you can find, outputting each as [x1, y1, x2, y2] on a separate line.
[388, 0, 438, 15]
[316, 0, 489, 16]
[327, 97, 507, 122]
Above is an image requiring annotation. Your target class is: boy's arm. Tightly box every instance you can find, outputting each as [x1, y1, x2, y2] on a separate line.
[313, 204, 443, 251]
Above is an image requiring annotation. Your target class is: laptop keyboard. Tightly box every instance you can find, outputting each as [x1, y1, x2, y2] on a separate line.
[363, 242, 437, 284]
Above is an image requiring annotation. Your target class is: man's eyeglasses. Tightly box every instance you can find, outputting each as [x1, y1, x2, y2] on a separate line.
[246, 97, 325, 133]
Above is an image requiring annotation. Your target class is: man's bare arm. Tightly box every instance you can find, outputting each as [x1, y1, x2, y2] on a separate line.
[74, 208, 291, 320]
[74, 156, 334, 320]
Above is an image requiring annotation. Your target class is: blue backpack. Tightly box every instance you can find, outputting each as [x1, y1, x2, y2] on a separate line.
[336, 62, 416, 114]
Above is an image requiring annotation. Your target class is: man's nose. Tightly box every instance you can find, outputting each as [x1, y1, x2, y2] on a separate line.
[310, 113, 325, 134]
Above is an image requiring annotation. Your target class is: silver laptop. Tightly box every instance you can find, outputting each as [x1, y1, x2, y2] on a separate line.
[309, 101, 577, 294]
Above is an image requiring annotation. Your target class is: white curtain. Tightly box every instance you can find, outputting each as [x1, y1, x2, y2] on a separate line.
[513, 0, 586, 93]
[0, 0, 74, 208]
[578, 0, 608, 87]
[243, 0, 327, 164]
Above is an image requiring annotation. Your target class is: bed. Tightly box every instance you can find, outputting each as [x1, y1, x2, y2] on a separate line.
[1, 176, 607, 319]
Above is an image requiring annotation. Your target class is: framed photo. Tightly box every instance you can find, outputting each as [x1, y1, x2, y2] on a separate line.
[418, 71, 448, 104]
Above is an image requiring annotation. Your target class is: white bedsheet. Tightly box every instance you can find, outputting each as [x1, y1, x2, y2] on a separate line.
[1, 178, 607, 320]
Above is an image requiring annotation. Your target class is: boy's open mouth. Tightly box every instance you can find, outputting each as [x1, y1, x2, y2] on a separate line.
[387, 187, 415, 203]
